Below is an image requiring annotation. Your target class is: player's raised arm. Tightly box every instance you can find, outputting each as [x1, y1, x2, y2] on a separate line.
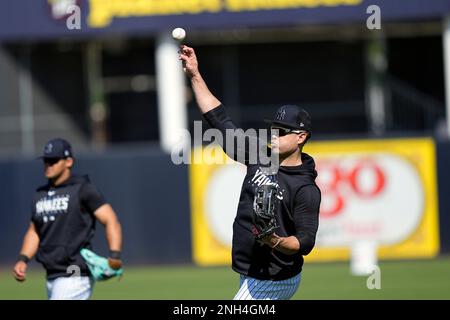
[179, 45, 221, 114]
[180, 45, 265, 165]
[13, 222, 40, 282]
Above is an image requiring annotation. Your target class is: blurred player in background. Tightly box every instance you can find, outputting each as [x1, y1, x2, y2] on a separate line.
[180, 45, 321, 300]
[12, 138, 123, 300]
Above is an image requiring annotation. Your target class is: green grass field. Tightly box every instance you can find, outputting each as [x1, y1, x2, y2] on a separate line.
[1, 257, 450, 300]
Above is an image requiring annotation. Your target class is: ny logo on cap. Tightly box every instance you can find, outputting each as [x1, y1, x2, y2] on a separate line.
[44, 143, 53, 154]
[276, 108, 286, 121]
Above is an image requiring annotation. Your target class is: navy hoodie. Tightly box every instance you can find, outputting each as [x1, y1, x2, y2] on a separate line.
[203, 105, 321, 280]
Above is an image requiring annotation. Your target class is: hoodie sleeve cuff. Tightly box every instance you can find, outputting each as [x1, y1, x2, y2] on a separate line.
[294, 233, 315, 256]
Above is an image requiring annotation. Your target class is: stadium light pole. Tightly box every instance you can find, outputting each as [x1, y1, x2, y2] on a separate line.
[444, 15, 450, 138]
[365, 32, 388, 137]
[85, 41, 108, 148]
[155, 32, 188, 153]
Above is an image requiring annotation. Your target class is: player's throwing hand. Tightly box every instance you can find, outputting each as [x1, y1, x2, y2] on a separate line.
[179, 45, 199, 78]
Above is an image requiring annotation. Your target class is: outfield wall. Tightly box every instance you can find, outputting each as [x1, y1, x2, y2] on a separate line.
[0, 146, 192, 265]
[0, 138, 449, 266]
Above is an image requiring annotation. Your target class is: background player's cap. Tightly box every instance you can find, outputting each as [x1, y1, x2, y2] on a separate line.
[265, 105, 312, 133]
[39, 138, 73, 159]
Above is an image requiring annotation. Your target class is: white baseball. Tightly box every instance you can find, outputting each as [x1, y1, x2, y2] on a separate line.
[172, 27, 186, 41]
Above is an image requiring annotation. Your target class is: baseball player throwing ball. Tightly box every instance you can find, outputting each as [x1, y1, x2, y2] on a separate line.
[12, 138, 123, 300]
[180, 45, 321, 300]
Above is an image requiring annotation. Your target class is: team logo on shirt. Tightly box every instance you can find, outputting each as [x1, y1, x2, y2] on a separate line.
[35, 194, 70, 223]
[249, 168, 285, 200]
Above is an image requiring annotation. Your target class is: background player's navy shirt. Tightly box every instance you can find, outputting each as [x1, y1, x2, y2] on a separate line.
[31, 175, 106, 280]
[203, 105, 321, 281]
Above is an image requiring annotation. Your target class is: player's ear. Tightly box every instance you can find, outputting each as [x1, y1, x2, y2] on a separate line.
[65, 157, 74, 169]
[297, 132, 307, 146]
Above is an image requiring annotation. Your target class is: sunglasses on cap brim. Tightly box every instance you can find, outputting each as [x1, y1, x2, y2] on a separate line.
[43, 157, 65, 165]
[270, 126, 306, 137]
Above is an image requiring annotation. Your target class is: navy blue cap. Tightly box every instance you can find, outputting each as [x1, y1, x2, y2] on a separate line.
[39, 138, 73, 159]
[265, 105, 312, 132]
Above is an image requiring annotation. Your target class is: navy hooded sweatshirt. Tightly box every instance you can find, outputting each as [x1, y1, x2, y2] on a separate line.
[203, 105, 321, 280]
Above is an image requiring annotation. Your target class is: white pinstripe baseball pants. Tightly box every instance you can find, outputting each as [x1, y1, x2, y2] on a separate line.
[46, 276, 94, 300]
[233, 273, 301, 300]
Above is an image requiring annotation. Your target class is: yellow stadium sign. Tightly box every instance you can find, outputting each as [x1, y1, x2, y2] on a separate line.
[88, 0, 363, 28]
[190, 138, 439, 265]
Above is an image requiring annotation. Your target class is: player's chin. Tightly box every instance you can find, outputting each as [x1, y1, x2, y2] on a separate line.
[44, 172, 53, 179]
[45, 170, 56, 179]
[277, 145, 290, 155]
[278, 147, 297, 157]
